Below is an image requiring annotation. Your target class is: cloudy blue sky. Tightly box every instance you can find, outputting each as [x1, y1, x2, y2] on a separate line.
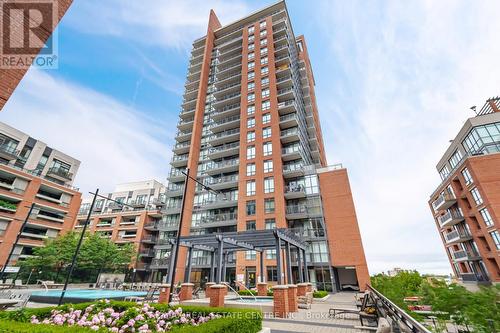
[2, 0, 500, 275]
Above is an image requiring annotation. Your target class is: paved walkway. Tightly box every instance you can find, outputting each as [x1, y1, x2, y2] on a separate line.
[263, 292, 365, 333]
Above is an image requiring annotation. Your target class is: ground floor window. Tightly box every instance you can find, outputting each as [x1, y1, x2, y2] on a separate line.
[267, 266, 277, 281]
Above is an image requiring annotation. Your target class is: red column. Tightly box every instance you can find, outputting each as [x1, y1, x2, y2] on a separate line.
[297, 283, 308, 296]
[205, 282, 215, 299]
[158, 285, 171, 304]
[209, 284, 227, 307]
[287, 284, 298, 312]
[179, 283, 194, 301]
[272, 285, 289, 318]
[257, 282, 268, 296]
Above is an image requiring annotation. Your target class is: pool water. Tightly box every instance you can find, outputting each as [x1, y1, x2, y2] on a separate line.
[31, 289, 147, 300]
[228, 296, 273, 303]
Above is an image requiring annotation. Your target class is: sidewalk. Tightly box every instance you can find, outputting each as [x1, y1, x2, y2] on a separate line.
[263, 292, 364, 333]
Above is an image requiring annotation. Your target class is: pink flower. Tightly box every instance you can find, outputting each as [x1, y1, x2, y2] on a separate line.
[127, 318, 135, 326]
[90, 325, 99, 331]
[111, 328, 119, 332]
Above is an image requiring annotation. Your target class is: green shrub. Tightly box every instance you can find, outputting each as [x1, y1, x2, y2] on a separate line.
[0, 301, 262, 333]
[313, 290, 328, 298]
[0, 320, 94, 332]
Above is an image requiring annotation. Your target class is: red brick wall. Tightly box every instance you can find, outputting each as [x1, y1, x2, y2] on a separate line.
[0, 0, 73, 110]
[318, 168, 370, 290]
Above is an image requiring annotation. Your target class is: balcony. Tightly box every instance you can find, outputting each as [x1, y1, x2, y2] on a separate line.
[279, 113, 299, 129]
[432, 192, 457, 211]
[277, 87, 295, 101]
[152, 197, 166, 207]
[285, 205, 308, 219]
[141, 236, 157, 244]
[150, 258, 170, 268]
[207, 144, 240, 160]
[281, 147, 303, 161]
[276, 74, 293, 88]
[46, 167, 73, 182]
[290, 228, 325, 240]
[162, 205, 182, 215]
[175, 130, 192, 142]
[282, 164, 305, 178]
[168, 169, 186, 183]
[212, 103, 241, 120]
[192, 212, 238, 229]
[172, 141, 191, 154]
[206, 175, 238, 191]
[444, 230, 473, 244]
[274, 54, 290, 67]
[170, 154, 189, 168]
[128, 199, 146, 208]
[36, 211, 65, 223]
[165, 185, 184, 197]
[213, 92, 241, 110]
[280, 127, 300, 144]
[0, 144, 19, 160]
[205, 158, 239, 175]
[451, 249, 481, 262]
[216, 63, 242, 81]
[139, 249, 155, 257]
[210, 115, 240, 133]
[156, 221, 179, 231]
[284, 184, 307, 199]
[438, 210, 465, 228]
[193, 196, 238, 210]
[177, 118, 195, 131]
[277, 100, 297, 115]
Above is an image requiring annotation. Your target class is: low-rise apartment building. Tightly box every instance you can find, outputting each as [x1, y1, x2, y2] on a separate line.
[429, 97, 500, 285]
[0, 121, 81, 266]
[74, 180, 166, 282]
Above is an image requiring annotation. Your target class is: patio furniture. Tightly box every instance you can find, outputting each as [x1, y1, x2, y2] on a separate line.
[329, 291, 378, 326]
[38, 280, 64, 289]
[124, 287, 159, 303]
[192, 287, 201, 299]
[5, 292, 31, 309]
[0, 299, 18, 310]
[298, 291, 313, 309]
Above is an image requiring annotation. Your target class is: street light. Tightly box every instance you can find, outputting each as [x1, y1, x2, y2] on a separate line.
[168, 169, 225, 303]
[0, 202, 36, 282]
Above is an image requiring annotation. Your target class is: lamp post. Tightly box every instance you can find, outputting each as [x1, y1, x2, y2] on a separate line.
[0, 202, 36, 282]
[168, 169, 224, 303]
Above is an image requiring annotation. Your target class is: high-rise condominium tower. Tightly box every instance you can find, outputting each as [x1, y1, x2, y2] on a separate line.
[150, 1, 369, 291]
[429, 97, 500, 286]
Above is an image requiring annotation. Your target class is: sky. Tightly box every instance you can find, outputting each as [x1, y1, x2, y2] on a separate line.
[2, 0, 500, 275]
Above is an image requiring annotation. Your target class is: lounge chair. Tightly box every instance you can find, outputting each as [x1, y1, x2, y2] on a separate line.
[124, 287, 159, 303]
[8, 292, 30, 309]
[298, 292, 313, 309]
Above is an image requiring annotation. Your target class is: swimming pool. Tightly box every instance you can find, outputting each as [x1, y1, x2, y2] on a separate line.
[228, 296, 273, 303]
[31, 289, 147, 304]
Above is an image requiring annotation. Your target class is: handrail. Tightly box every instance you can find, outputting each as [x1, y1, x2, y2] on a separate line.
[366, 285, 432, 333]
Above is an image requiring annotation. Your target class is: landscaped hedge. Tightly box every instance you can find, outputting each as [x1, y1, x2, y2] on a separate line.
[238, 289, 273, 297]
[313, 290, 329, 298]
[0, 301, 262, 333]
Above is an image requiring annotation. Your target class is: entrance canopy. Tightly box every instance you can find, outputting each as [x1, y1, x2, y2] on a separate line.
[168, 229, 310, 285]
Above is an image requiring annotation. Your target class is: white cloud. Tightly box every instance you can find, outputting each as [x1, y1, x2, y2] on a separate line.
[1, 69, 173, 195]
[65, 0, 253, 50]
[312, 0, 500, 275]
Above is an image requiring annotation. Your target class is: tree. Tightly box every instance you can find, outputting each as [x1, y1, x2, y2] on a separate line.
[18, 232, 136, 283]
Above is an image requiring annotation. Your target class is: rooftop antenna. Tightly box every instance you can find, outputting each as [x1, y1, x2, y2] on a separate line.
[470, 106, 477, 115]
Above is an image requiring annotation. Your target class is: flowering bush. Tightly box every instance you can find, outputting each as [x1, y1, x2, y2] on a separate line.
[29, 300, 220, 332]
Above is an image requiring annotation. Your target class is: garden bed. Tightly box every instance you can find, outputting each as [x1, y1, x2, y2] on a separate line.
[0, 300, 262, 333]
